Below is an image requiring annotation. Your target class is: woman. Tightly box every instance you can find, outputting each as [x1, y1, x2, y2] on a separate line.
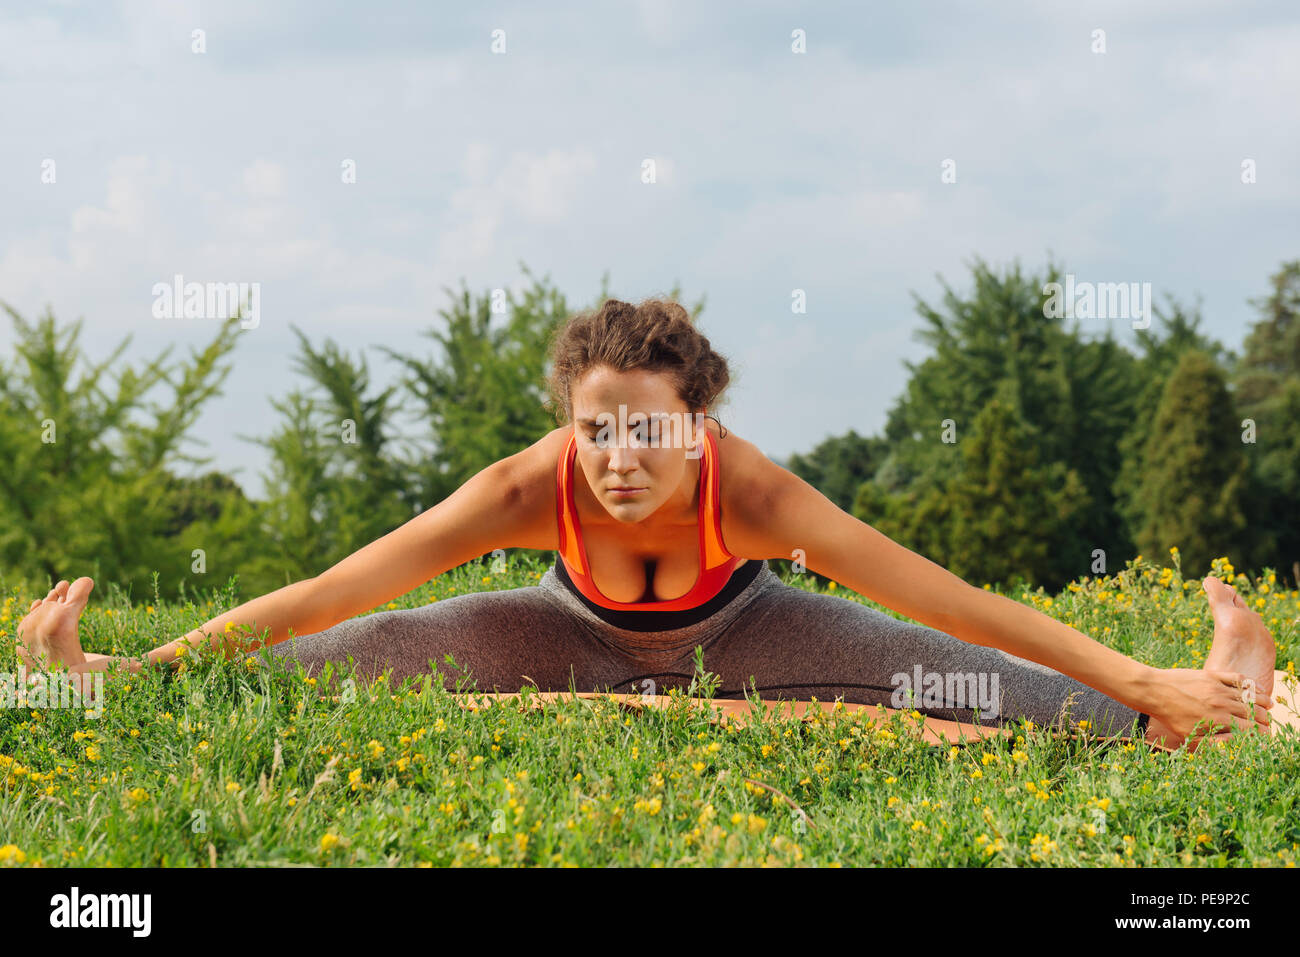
[18, 298, 1291, 750]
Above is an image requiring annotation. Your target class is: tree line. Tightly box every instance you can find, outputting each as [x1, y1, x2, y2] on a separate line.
[1, 258, 1295, 602]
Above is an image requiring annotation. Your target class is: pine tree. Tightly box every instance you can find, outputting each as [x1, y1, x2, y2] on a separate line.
[1130, 351, 1250, 576]
[785, 430, 888, 512]
[1235, 261, 1300, 577]
[940, 395, 1088, 588]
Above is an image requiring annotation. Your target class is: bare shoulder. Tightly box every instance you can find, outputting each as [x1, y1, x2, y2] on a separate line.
[493, 424, 570, 550]
[709, 420, 805, 559]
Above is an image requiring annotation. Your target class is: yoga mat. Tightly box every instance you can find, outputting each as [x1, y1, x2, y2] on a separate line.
[448, 690, 1157, 748]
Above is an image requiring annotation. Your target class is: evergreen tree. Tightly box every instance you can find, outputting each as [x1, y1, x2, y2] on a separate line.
[874, 256, 1136, 577]
[1235, 261, 1300, 578]
[1130, 350, 1250, 576]
[1113, 298, 1233, 542]
[0, 305, 254, 600]
[939, 394, 1088, 588]
[785, 429, 888, 512]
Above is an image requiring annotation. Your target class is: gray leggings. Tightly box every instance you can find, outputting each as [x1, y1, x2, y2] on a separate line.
[266, 560, 1148, 737]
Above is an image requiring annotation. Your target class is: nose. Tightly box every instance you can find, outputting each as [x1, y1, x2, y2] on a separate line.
[606, 440, 640, 476]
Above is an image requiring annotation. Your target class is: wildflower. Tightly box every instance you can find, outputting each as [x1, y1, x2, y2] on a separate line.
[320, 833, 339, 852]
[0, 845, 27, 866]
[226, 781, 240, 793]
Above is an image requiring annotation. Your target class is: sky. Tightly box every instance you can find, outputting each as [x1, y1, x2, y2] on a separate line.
[1, 0, 1296, 500]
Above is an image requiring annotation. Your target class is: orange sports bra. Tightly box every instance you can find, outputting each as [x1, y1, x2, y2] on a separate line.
[555, 427, 748, 611]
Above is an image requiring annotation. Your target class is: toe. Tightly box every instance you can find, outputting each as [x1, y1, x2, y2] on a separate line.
[28, 598, 42, 611]
[64, 577, 95, 608]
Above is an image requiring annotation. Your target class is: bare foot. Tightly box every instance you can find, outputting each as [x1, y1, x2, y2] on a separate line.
[1202, 575, 1275, 704]
[1143, 577, 1281, 751]
[15, 577, 93, 671]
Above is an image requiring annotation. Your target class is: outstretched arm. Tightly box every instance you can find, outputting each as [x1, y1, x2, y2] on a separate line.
[27, 447, 545, 682]
[734, 457, 1270, 739]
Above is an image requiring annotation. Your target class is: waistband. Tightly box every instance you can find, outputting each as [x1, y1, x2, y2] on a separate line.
[550, 557, 764, 631]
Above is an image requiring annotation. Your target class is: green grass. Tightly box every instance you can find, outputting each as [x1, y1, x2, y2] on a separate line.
[1, 551, 1298, 867]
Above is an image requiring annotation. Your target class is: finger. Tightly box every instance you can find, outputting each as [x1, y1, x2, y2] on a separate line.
[1220, 693, 1256, 725]
[1209, 670, 1252, 691]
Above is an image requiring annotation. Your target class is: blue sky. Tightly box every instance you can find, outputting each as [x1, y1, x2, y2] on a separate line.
[2, 0, 1296, 499]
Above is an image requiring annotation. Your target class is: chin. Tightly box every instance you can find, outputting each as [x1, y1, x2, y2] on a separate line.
[605, 499, 655, 522]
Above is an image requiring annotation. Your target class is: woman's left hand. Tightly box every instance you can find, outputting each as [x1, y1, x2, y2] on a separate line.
[1147, 667, 1272, 741]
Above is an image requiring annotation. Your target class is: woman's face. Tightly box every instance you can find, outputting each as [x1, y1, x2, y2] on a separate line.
[570, 365, 704, 525]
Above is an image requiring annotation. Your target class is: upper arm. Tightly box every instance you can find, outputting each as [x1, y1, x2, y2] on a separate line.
[311, 431, 563, 622]
[739, 454, 982, 636]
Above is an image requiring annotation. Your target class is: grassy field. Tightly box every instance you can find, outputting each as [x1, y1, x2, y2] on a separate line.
[1, 550, 1298, 867]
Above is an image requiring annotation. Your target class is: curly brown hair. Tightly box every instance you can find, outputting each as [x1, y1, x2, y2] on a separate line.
[545, 298, 731, 435]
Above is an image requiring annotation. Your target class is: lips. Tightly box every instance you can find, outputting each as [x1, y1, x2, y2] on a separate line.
[608, 486, 646, 496]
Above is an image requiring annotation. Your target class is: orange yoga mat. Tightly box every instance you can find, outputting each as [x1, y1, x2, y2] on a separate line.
[448, 690, 1157, 748]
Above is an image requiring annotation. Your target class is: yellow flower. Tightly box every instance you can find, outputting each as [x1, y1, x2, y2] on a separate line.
[320, 833, 340, 852]
[0, 845, 27, 866]
[828, 582, 837, 591]
[225, 781, 240, 793]
[128, 787, 149, 803]
[84, 745, 101, 762]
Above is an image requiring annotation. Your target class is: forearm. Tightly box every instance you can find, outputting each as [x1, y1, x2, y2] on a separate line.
[143, 577, 328, 665]
[941, 587, 1159, 715]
